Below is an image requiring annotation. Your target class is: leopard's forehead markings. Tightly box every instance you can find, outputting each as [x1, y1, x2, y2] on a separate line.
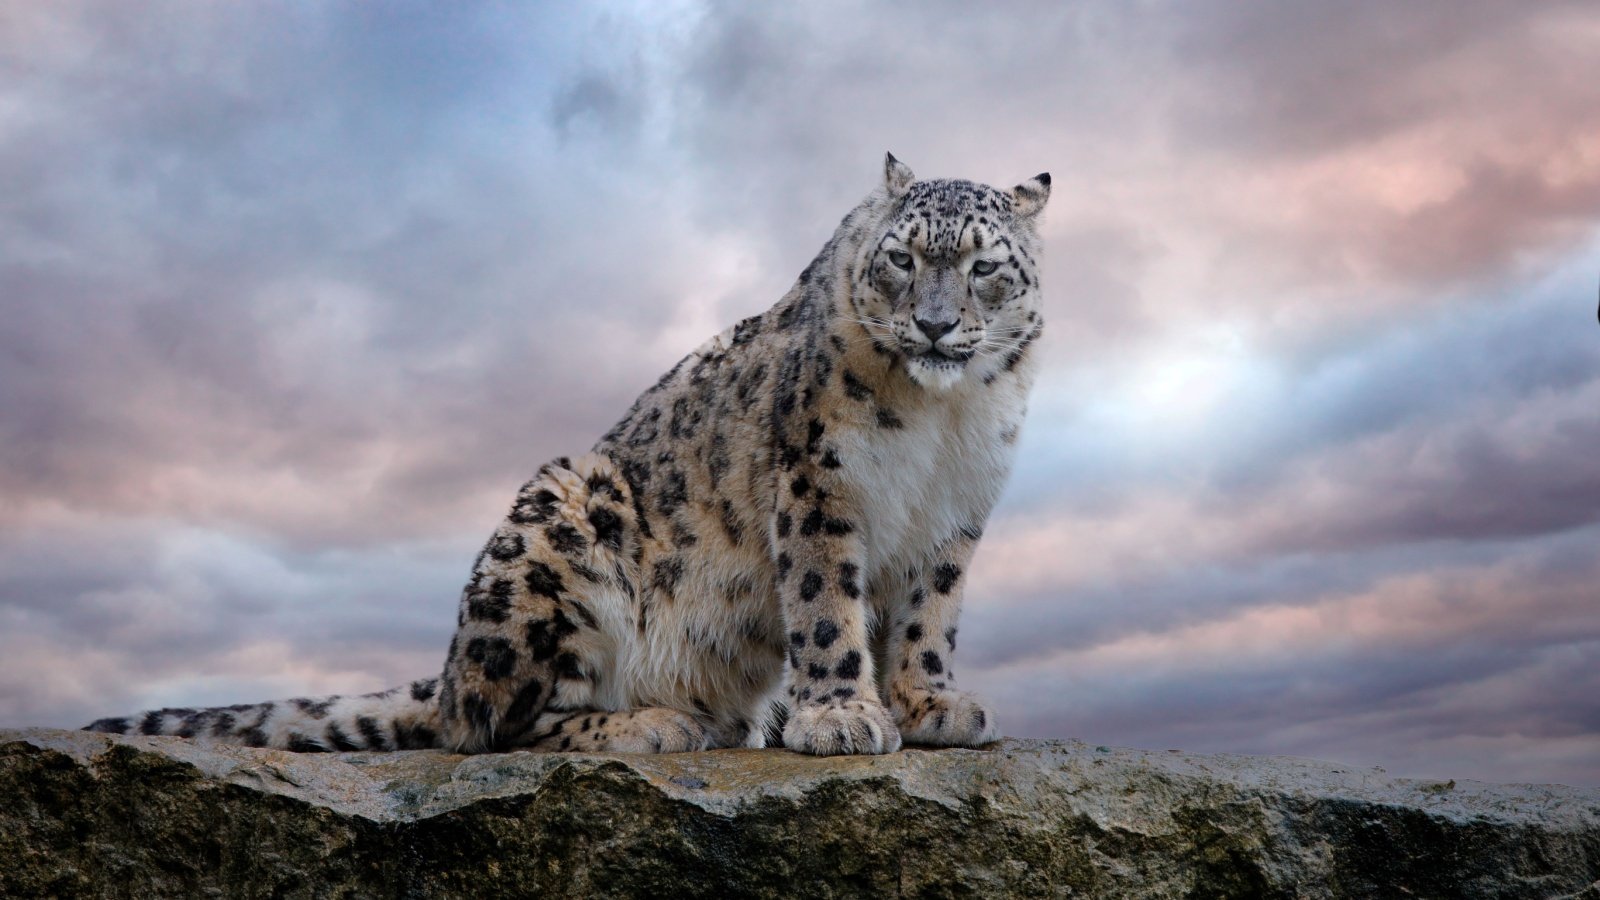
[889, 179, 1016, 260]
[903, 178, 1010, 215]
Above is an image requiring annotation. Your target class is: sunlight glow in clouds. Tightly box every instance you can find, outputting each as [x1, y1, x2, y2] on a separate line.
[1101, 325, 1265, 435]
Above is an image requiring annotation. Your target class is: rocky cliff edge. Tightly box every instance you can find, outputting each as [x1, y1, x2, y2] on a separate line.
[3, 728, 1597, 898]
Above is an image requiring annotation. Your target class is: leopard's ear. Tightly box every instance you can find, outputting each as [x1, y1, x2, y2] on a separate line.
[884, 152, 915, 197]
[1010, 172, 1051, 218]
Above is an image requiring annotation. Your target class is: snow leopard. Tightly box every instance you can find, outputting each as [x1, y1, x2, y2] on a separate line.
[86, 154, 1051, 756]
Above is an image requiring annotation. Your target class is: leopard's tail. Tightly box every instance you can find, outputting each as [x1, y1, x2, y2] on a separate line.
[82, 677, 444, 752]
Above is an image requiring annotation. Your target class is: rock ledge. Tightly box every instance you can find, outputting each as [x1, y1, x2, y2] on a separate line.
[3, 728, 1597, 898]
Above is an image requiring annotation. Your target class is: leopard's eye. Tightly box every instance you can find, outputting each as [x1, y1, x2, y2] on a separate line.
[971, 260, 999, 277]
[888, 250, 914, 271]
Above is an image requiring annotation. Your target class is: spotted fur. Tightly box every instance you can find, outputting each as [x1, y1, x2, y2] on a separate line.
[86, 155, 1050, 756]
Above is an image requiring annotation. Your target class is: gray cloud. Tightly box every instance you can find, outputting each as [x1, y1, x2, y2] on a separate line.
[0, 2, 748, 546]
[0, 515, 463, 728]
[969, 526, 1600, 784]
[550, 72, 644, 142]
[1172, 2, 1600, 151]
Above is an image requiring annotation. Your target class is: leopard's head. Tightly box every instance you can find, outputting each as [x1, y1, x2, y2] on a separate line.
[851, 153, 1049, 391]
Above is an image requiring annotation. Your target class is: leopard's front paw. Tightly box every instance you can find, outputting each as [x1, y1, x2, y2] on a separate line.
[893, 689, 999, 747]
[783, 700, 902, 756]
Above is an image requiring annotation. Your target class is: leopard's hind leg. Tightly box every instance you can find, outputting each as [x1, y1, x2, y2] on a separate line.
[438, 454, 640, 753]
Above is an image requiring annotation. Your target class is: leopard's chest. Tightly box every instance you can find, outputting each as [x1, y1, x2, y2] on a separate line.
[840, 385, 1025, 577]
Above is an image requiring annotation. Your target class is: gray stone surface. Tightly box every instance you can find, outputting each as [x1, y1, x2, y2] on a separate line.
[2, 728, 1597, 898]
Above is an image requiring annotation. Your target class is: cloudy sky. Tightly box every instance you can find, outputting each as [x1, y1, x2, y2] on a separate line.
[3, 1, 1598, 786]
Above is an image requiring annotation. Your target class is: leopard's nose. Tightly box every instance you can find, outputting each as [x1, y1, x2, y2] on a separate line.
[913, 317, 957, 342]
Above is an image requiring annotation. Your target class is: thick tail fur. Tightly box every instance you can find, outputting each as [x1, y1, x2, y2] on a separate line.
[83, 677, 444, 752]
